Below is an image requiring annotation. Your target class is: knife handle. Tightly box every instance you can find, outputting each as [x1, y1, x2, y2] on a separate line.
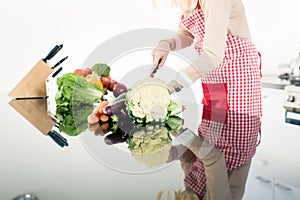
[150, 58, 162, 77]
[52, 67, 63, 78]
[43, 44, 63, 62]
[48, 130, 68, 148]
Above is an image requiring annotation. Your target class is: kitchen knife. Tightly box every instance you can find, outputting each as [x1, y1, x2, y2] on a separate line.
[150, 58, 162, 77]
[52, 56, 68, 69]
[42, 44, 63, 62]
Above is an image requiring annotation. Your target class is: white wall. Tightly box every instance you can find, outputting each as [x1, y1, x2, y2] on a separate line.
[243, 0, 300, 75]
[1, 0, 300, 92]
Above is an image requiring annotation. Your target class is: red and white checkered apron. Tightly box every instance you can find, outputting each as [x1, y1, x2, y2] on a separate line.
[181, 3, 262, 198]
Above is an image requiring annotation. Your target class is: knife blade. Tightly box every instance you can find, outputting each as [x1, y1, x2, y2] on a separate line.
[42, 44, 63, 62]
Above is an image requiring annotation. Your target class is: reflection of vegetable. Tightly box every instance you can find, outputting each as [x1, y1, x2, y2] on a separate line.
[127, 123, 172, 167]
[91, 63, 110, 77]
[104, 128, 128, 145]
[57, 105, 94, 136]
[166, 116, 183, 132]
[167, 101, 182, 116]
[55, 72, 103, 136]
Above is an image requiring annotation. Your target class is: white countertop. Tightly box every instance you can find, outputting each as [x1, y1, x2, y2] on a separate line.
[261, 74, 291, 90]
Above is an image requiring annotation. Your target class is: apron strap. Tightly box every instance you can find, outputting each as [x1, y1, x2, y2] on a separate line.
[197, 1, 201, 9]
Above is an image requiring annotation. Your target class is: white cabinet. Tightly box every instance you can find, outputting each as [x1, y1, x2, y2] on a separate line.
[274, 179, 300, 200]
[244, 173, 273, 200]
[243, 87, 300, 200]
[244, 157, 273, 200]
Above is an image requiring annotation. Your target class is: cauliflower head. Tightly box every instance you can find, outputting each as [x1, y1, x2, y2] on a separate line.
[126, 77, 171, 123]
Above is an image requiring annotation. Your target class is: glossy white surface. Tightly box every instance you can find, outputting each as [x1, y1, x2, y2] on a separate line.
[1, 91, 186, 200]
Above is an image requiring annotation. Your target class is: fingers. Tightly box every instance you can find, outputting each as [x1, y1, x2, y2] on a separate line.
[150, 42, 170, 75]
[152, 51, 168, 66]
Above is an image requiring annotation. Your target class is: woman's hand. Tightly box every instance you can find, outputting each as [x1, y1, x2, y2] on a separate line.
[150, 41, 171, 75]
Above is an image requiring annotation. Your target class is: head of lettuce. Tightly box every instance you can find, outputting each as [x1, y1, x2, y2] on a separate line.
[55, 72, 103, 136]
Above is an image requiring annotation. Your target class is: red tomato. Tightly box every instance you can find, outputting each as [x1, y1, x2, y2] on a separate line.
[101, 76, 112, 88]
[84, 68, 92, 75]
[74, 69, 86, 77]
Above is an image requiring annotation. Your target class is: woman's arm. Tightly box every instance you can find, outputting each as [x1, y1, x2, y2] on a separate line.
[167, 0, 232, 92]
[200, 0, 231, 67]
[179, 0, 232, 84]
[159, 22, 194, 51]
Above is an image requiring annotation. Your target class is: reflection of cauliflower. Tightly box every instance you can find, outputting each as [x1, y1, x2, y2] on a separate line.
[126, 78, 171, 123]
[128, 123, 172, 167]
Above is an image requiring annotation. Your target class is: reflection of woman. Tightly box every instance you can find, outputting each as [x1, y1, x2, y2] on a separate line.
[152, 0, 262, 199]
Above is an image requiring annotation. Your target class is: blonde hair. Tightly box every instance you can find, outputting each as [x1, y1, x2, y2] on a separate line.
[156, 190, 200, 200]
[172, 0, 198, 11]
[152, 0, 198, 11]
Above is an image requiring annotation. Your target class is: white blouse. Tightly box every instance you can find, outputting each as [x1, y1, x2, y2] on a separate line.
[176, 0, 252, 70]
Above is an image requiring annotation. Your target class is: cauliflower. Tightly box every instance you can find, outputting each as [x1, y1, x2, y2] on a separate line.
[126, 77, 174, 123]
[128, 123, 172, 167]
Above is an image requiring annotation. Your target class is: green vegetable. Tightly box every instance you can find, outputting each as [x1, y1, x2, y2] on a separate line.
[55, 72, 102, 136]
[110, 115, 119, 133]
[127, 136, 136, 150]
[57, 105, 93, 136]
[91, 63, 111, 76]
[167, 101, 182, 117]
[166, 116, 183, 131]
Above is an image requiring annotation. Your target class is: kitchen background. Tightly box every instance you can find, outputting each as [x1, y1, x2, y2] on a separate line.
[1, 0, 300, 200]
[1, 0, 300, 92]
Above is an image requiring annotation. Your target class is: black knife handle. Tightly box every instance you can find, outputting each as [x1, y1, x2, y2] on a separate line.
[43, 44, 63, 62]
[48, 130, 68, 148]
[52, 56, 68, 69]
[150, 58, 162, 77]
[52, 67, 63, 78]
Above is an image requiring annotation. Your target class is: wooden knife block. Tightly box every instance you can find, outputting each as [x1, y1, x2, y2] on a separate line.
[8, 60, 57, 135]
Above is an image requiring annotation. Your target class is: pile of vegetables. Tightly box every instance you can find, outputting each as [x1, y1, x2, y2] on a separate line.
[96, 77, 184, 167]
[55, 63, 127, 136]
[55, 63, 185, 168]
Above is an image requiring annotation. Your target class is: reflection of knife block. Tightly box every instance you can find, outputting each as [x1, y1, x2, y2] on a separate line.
[8, 60, 57, 135]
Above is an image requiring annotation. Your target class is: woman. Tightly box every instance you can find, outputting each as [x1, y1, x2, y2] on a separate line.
[152, 0, 262, 199]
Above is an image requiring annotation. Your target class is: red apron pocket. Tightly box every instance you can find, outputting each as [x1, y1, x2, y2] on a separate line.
[202, 83, 229, 123]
